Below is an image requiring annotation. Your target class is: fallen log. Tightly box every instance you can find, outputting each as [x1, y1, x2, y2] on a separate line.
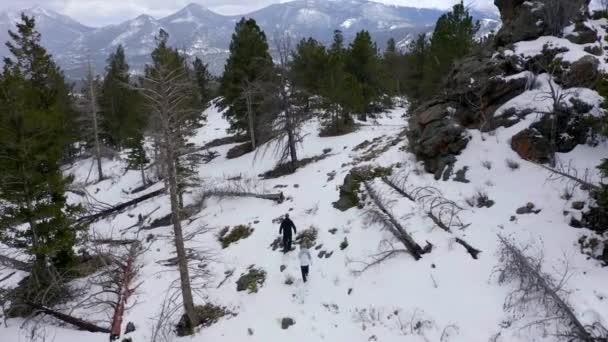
[0, 271, 16, 283]
[381, 177, 415, 202]
[28, 302, 111, 333]
[206, 190, 285, 203]
[454, 238, 481, 259]
[77, 188, 166, 224]
[0, 254, 31, 272]
[363, 181, 429, 260]
[427, 212, 451, 233]
[110, 243, 139, 341]
[91, 239, 139, 246]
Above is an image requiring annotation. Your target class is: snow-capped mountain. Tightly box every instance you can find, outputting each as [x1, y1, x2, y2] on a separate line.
[0, 1, 500, 78]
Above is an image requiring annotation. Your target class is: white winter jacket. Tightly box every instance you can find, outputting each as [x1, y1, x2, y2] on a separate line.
[298, 248, 312, 266]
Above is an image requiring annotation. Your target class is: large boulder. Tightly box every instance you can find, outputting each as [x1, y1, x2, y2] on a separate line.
[495, 0, 590, 46]
[565, 22, 598, 45]
[408, 101, 469, 176]
[561, 55, 600, 88]
[511, 128, 552, 163]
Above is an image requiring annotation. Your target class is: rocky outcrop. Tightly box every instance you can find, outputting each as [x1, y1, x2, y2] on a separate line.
[566, 22, 598, 45]
[408, 54, 528, 175]
[511, 128, 552, 163]
[494, 0, 590, 47]
[561, 55, 600, 88]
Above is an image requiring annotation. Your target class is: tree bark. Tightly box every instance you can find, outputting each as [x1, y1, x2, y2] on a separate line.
[27, 302, 111, 333]
[164, 131, 197, 332]
[246, 90, 256, 150]
[87, 61, 103, 182]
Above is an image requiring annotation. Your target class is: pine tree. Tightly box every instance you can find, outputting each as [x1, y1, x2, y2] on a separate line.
[422, 1, 479, 98]
[100, 45, 143, 149]
[125, 134, 149, 187]
[219, 18, 274, 148]
[402, 33, 430, 105]
[318, 30, 361, 135]
[290, 37, 328, 100]
[193, 57, 212, 107]
[382, 38, 403, 96]
[346, 30, 383, 120]
[139, 30, 202, 332]
[0, 15, 80, 292]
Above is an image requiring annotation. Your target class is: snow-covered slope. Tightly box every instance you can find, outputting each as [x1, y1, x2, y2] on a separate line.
[1, 88, 606, 341]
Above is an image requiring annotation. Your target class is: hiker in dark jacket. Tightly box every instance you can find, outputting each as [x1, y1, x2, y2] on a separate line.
[279, 214, 297, 253]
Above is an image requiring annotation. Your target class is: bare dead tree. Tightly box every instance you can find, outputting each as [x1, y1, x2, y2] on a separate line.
[495, 235, 605, 341]
[137, 33, 201, 332]
[535, 159, 600, 192]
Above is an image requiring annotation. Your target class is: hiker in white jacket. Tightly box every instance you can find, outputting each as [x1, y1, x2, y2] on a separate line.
[298, 244, 312, 283]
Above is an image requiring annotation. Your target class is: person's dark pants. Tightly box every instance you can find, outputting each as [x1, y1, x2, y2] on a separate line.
[282, 235, 292, 253]
[301, 265, 309, 282]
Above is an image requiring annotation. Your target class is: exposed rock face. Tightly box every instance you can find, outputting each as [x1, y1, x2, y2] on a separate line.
[408, 54, 527, 175]
[561, 55, 600, 88]
[566, 22, 598, 44]
[510, 128, 552, 163]
[494, 0, 590, 46]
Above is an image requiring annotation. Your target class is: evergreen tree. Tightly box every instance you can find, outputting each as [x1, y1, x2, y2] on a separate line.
[0, 15, 80, 290]
[193, 56, 212, 107]
[346, 30, 383, 120]
[125, 134, 149, 187]
[219, 18, 274, 148]
[382, 37, 403, 96]
[402, 34, 430, 105]
[290, 37, 328, 98]
[100, 45, 143, 149]
[422, 1, 479, 98]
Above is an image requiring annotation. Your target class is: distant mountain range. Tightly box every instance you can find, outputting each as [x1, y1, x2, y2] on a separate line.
[0, 1, 500, 79]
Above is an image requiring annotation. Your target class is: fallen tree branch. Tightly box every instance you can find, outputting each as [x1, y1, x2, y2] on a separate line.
[454, 238, 481, 259]
[381, 176, 415, 202]
[91, 239, 138, 246]
[535, 162, 599, 192]
[77, 188, 166, 224]
[204, 190, 284, 203]
[428, 212, 451, 233]
[0, 271, 16, 283]
[363, 181, 430, 260]
[28, 302, 111, 333]
[0, 254, 31, 272]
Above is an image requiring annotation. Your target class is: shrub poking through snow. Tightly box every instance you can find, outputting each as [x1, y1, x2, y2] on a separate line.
[481, 160, 492, 170]
[340, 237, 349, 250]
[236, 267, 266, 293]
[333, 165, 393, 211]
[218, 225, 254, 248]
[176, 304, 233, 336]
[281, 317, 296, 329]
[467, 190, 495, 208]
[295, 226, 318, 247]
[284, 275, 294, 285]
[506, 158, 520, 170]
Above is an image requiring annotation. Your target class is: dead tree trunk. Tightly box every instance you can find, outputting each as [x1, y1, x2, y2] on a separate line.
[0, 254, 31, 271]
[206, 190, 284, 203]
[86, 60, 103, 182]
[497, 235, 591, 340]
[245, 89, 256, 150]
[77, 188, 165, 224]
[109, 243, 139, 340]
[28, 302, 111, 333]
[381, 177, 415, 202]
[363, 181, 428, 260]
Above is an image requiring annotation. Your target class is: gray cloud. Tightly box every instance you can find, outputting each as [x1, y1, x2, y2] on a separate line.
[2, 0, 499, 27]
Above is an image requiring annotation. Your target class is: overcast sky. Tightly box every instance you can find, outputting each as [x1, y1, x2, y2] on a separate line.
[0, 0, 499, 27]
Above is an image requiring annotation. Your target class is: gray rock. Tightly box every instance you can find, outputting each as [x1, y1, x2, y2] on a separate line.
[325, 251, 334, 258]
[125, 322, 135, 335]
[516, 202, 541, 215]
[572, 201, 585, 210]
[565, 22, 598, 45]
[280, 265, 286, 272]
[453, 166, 470, 183]
[511, 128, 552, 163]
[281, 317, 295, 329]
[562, 55, 600, 88]
[318, 250, 326, 258]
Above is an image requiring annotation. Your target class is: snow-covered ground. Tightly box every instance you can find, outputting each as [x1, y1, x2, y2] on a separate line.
[1, 97, 606, 342]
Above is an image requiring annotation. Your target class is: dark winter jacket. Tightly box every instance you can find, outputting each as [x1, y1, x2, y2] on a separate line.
[279, 218, 296, 237]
